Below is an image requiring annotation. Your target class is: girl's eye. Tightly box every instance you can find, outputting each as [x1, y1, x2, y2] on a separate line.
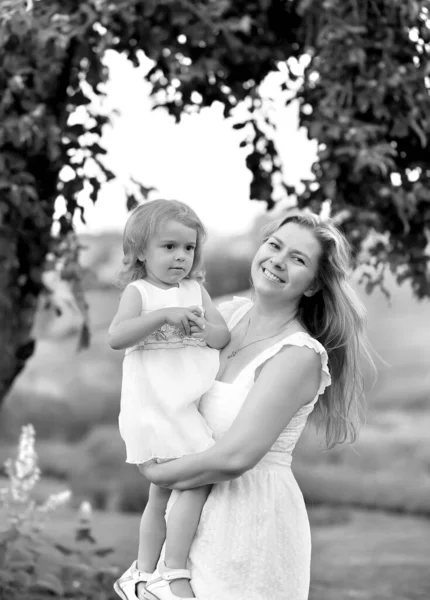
[186, 246, 195, 252]
[165, 244, 174, 250]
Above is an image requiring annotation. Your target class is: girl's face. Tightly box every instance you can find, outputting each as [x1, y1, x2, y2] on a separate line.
[140, 220, 197, 289]
[251, 222, 322, 302]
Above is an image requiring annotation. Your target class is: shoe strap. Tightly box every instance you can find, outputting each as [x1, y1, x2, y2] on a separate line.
[159, 563, 191, 581]
[132, 560, 152, 580]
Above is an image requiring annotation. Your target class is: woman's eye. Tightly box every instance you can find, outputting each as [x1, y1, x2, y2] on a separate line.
[269, 241, 280, 250]
[293, 256, 305, 264]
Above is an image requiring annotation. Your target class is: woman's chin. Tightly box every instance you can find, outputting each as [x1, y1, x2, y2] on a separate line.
[252, 271, 281, 294]
[253, 279, 282, 296]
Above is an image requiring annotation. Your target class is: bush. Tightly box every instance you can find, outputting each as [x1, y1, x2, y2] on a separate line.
[0, 425, 119, 600]
[204, 236, 253, 298]
[116, 464, 150, 514]
[294, 424, 430, 516]
[36, 439, 85, 480]
[296, 462, 430, 516]
[69, 426, 125, 510]
[69, 425, 151, 513]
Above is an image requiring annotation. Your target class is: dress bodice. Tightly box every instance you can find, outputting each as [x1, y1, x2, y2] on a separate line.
[125, 278, 206, 354]
[199, 297, 331, 467]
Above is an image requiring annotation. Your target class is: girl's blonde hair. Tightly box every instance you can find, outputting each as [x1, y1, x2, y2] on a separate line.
[118, 199, 206, 287]
[262, 211, 376, 448]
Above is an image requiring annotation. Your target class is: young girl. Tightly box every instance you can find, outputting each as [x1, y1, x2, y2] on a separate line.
[108, 200, 230, 600]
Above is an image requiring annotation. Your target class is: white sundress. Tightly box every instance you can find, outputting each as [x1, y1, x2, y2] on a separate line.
[162, 297, 332, 600]
[118, 278, 220, 465]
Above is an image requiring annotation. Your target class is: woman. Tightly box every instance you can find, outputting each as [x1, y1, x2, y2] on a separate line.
[141, 212, 373, 600]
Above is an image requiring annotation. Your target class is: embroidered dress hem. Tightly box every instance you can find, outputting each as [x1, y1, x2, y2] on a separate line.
[125, 337, 207, 354]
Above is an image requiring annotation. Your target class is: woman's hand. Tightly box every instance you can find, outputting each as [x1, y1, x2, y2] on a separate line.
[139, 448, 241, 491]
[140, 461, 167, 486]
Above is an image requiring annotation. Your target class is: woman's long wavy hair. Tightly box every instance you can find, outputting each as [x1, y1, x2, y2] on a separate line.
[118, 199, 206, 288]
[262, 211, 376, 448]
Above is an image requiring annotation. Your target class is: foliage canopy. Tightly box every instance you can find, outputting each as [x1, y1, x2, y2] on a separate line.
[0, 0, 429, 404]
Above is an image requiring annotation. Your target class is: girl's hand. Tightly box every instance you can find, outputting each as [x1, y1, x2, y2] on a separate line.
[188, 306, 208, 340]
[190, 318, 208, 340]
[163, 306, 205, 337]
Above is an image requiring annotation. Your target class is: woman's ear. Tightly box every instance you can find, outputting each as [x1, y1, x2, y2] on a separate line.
[304, 280, 320, 297]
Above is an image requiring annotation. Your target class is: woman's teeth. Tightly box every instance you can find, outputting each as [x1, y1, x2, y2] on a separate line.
[263, 268, 283, 283]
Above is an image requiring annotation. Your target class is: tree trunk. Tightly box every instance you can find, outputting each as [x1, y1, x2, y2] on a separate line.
[0, 225, 47, 408]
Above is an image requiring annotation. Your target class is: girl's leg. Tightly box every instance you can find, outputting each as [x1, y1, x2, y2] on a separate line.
[164, 485, 211, 598]
[138, 483, 171, 573]
[115, 483, 170, 600]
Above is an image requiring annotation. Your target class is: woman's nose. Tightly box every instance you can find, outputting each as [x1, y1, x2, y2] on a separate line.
[270, 256, 286, 270]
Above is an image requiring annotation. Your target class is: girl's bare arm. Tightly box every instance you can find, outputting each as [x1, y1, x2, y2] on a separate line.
[190, 285, 231, 350]
[108, 285, 205, 350]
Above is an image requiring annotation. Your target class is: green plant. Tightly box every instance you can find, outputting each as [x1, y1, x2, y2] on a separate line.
[0, 425, 118, 599]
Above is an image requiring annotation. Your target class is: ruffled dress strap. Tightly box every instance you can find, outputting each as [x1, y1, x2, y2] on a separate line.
[217, 296, 252, 330]
[235, 331, 331, 402]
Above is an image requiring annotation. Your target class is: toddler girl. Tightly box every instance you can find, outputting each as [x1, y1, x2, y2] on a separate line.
[109, 200, 230, 600]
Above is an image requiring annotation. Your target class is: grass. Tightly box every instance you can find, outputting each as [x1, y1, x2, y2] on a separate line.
[40, 505, 430, 600]
[309, 509, 430, 600]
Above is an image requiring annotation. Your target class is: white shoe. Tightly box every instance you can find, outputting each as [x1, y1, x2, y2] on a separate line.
[114, 560, 153, 600]
[143, 562, 196, 600]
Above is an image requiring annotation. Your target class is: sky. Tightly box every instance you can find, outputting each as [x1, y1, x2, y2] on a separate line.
[59, 51, 316, 236]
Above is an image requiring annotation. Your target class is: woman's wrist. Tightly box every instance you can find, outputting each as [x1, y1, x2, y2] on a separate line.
[143, 446, 248, 489]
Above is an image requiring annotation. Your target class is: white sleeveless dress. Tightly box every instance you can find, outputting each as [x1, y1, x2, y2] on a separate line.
[118, 279, 219, 465]
[163, 297, 331, 600]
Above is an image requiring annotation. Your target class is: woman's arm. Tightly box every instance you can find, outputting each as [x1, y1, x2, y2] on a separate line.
[143, 344, 321, 489]
[191, 285, 231, 349]
[108, 286, 205, 349]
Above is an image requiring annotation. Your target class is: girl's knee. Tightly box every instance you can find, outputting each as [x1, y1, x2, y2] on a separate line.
[146, 483, 171, 511]
[150, 483, 171, 499]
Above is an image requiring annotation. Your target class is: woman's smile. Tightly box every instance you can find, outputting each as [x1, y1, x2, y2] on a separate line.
[261, 266, 286, 284]
[251, 222, 322, 301]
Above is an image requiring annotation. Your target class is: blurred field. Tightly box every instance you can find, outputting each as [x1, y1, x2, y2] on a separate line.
[0, 231, 429, 600]
[22, 503, 429, 600]
[309, 508, 430, 600]
[0, 231, 429, 518]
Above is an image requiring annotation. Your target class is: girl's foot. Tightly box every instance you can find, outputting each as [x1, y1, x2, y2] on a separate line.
[114, 561, 152, 600]
[144, 563, 195, 599]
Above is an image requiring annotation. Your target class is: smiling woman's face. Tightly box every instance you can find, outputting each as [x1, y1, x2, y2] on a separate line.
[251, 221, 323, 302]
